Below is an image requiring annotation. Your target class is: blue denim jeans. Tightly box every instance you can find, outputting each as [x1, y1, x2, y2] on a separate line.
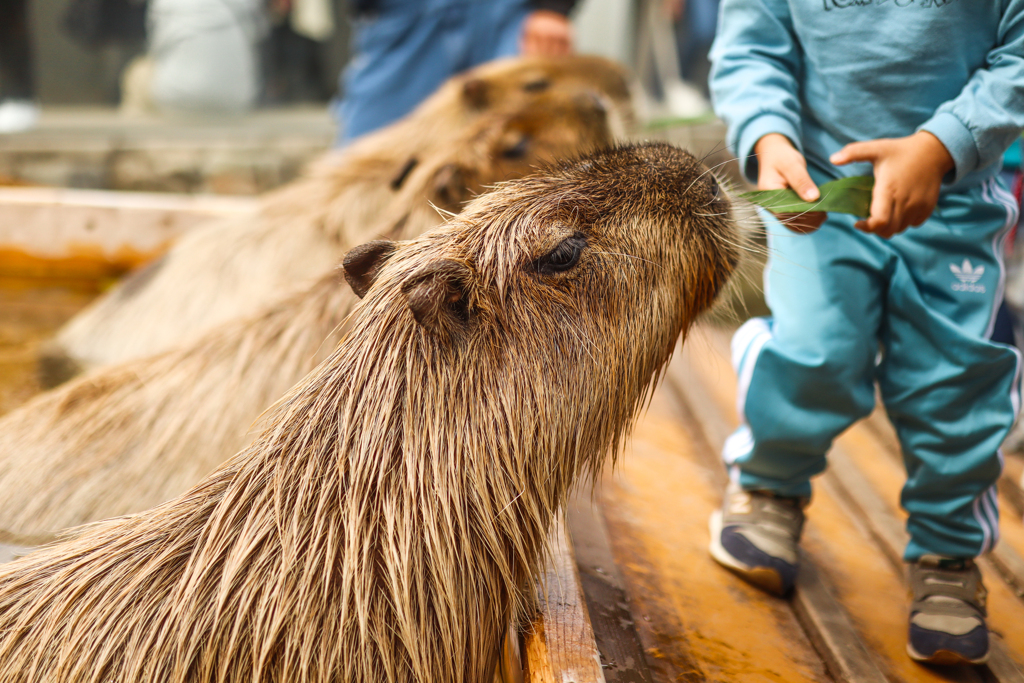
[333, 0, 529, 144]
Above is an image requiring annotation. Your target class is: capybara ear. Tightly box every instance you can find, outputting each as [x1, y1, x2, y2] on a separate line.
[343, 240, 398, 298]
[401, 259, 472, 334]
[432, 164, 474, 209]
[462, 78, 489, 108]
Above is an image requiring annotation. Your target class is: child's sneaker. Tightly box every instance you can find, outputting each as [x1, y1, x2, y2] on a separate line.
[709, 481, 806, 596]
[907, 556, 989, 665]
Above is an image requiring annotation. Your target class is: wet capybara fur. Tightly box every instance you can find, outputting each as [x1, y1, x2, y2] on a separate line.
[0, 143, 737, 682]
[0, 88, 619, 542]
[42, 55, 633, 382]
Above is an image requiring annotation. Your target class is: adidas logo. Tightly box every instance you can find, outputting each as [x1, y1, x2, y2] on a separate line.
[950, 259, 986, 293]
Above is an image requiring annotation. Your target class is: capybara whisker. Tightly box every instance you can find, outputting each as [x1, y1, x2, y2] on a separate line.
[698, 141, 730, 166]
[685, 157, 736, 196]
[593, 251, 659, 267]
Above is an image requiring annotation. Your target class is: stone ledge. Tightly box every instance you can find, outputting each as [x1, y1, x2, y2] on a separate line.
[0, 106, 336, 195]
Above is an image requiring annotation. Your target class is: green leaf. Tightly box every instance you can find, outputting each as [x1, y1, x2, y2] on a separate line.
[740, 175, 875, 216]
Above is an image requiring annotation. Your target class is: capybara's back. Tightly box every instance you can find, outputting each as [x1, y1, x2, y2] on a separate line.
[42, 55, 634, 381]
[0, 143, 737, 683]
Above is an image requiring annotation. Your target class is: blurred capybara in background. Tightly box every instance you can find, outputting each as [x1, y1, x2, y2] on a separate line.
[0, 143, 737, 682]
[0, 88, 619, 542]
[40, 55, 633, 384]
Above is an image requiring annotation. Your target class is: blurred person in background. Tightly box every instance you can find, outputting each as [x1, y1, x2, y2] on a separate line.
[666, 0, 719, 99]
[62, 0, 148, 105]
[334, 0, 577, 144]
[146, 0, 268, 113]
[0, 0, 40, 133]
[263, 0, 338, 105]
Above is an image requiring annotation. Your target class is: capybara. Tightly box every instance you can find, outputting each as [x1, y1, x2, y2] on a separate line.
[0, 89, 618, 542]
[41, 55, 633, 383]
[0, 143, 737, 682]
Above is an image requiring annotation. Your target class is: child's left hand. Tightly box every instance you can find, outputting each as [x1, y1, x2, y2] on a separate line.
[830, 131, 954, 238]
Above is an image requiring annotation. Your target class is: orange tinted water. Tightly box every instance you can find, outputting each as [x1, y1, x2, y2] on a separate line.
[0, 285, 98, 416]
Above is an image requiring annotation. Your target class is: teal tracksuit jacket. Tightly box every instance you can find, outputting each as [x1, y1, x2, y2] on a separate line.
[710, 0, 1024, 560]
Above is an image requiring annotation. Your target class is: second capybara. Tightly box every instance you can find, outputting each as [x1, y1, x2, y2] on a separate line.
[41, 55, 633, 383]
[0, 88, 618, 542]
[0, 143, 737, 682]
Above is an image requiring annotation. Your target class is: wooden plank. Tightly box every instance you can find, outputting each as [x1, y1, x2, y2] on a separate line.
[789, 559, 894, 683]
[565, 491, 654, 683]
[990, 532, 1024, 599]
[522, 518, 606, 683]
[666, 347, 890, 683]
[1003, 456, 1024, 519]
[998, 472, 1024, 523]
[598, 398, 830, 683]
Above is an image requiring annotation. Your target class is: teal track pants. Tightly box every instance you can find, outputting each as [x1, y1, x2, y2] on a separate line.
[726, 178, 1022, 560]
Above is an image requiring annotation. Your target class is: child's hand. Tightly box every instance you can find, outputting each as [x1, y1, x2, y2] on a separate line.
[830, 131, 954, 238]
[754, 133, 827, 234]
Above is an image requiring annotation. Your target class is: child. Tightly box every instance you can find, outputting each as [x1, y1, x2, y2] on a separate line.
[708, 0, 1024, 666]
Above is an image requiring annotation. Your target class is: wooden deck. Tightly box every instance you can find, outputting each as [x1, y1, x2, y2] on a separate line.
[522, 324, 1024, 682]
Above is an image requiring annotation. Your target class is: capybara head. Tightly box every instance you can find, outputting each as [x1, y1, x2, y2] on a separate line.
[296, 85, 620, 249]
[337, 54, 634, 161]
[338, 142, 737, 676]
[293, 55, 634, 247]
[392, 88, 616, 215]
[454, 55, 632, 127]
[345, 143, 735, 471]
[350, 140, 735, 353]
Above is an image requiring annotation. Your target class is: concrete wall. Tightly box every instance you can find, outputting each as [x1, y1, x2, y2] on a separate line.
[29, 0, 134, 104]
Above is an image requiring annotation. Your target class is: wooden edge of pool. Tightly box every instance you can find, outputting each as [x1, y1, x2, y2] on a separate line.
[0, 187, 258, 284]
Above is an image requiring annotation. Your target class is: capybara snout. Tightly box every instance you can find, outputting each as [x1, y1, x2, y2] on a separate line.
[358, 142, 739, 333]
[339, 144, 738, 570]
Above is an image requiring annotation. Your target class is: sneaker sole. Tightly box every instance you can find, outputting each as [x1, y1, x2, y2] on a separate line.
[906, 642, 989, 666]
[708, 510, 787, 597]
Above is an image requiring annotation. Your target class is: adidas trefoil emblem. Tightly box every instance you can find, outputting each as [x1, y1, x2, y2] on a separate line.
[950, 259, 986, 293]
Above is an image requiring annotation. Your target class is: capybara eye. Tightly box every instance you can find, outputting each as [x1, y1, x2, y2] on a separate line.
[502, 138, 530, 159]
[523, 78, 550, 93]
[707, 174, 721, 200]
[390, 157, 419, 190]
[535, 234, 587, 275]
